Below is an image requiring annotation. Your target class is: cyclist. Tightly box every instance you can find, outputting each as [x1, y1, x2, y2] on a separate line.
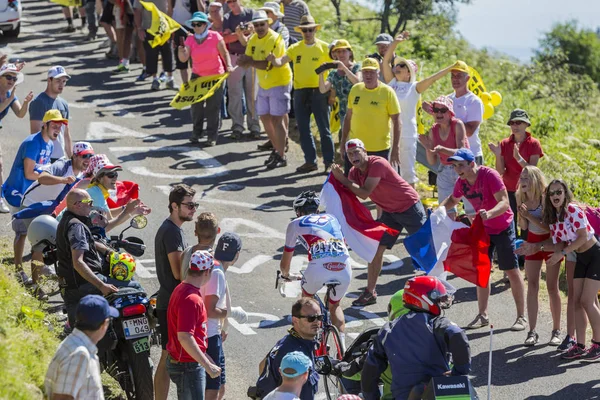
[361, 276, 471, 400]
[279, 190, 352, 341]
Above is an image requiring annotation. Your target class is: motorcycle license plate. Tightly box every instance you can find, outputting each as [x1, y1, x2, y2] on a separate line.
[132, 337, 150, 354]
[122, 316, 150, 339]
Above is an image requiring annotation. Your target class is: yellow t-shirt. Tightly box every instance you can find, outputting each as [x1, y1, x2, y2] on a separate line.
[286, 39, 331, 89]
[347, 83, 401, 152]
[245, 30, 292, 90]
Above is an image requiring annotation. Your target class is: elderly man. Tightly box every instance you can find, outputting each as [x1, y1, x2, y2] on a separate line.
[340, 58, 401, 174]
[4, 109, 64, 285]
[269, 15, 332, 173]
[255, 298, 320, 399]
[332, 139, 426, 306]
[260, 2, 289, 47]
[239, 10, 293, 169]
[45, 295, 118, 400]
[29, 66, 72, 162]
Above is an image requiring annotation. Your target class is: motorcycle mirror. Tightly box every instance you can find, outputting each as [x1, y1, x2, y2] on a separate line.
[131, 215, 148, 230]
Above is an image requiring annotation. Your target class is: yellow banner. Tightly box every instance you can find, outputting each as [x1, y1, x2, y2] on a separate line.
[416, 96, 425, 135]
[140, 1, 181, 48]
[170, 73, 229, 110]
[468, 66, 487, 98]
[50, 0, 82, 7]
[330, 99, 340, 133]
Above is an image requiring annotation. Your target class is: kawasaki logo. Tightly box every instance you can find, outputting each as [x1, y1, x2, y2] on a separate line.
[437, 383, 466, 390]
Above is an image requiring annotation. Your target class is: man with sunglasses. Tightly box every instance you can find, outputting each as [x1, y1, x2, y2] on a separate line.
[154, 184, 198, 400]
[268, 15, 333, 174]
[255, 298, 320, 399]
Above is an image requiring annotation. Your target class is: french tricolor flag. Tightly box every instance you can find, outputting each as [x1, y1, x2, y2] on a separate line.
[320, 174, 399, 263]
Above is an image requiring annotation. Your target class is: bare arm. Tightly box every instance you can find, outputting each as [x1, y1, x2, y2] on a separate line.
[318, 72, 332, 93]
[12, 95, 33, 118]
[72, 249, 111, 291]
[484, 189, 510, 220]
[382, 42, 396, 84]
[217, 40, 233, 70]
[440, 195, 461, 212]
[37, 171, 76, 185]
[464, 121, 480, 138]
[23, 158, 42, 181]
[270, 55, 291, 68]
[332, 168, 381, 200]
[415, 64, 454, 94]
[205, 295, 227, 319]
[167, 251, 183, 281]
[195, 0, 205, 12]
[279, 250, 294, 277]
[178, 45, 191, 63]
[64, 125, 72, 157]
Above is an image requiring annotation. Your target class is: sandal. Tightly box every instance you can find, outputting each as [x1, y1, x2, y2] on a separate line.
[524, 331, 539, 346]
[466, 314, 489, 330]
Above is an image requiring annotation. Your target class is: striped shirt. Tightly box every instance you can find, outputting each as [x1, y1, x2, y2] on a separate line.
[282, 0, 309, 42]
[45, 329, 104, 400]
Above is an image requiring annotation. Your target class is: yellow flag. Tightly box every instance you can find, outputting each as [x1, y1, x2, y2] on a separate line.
[416, 96, 425, 135]
[467, 66, 488, 99]
[139, 1, 181, 48]
[170, 73, 229, 110]
[330, 99, 340, 133]
[50, 0, 82, 7]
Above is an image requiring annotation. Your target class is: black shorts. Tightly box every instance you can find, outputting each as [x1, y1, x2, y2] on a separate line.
[379, 202, 427, 249]
[574, 241, 600, 280]
[99, 2, 114, 25]
[157, 308, 169, 350]
[174, 26, 193, 70]
[488, 223, 519, 271]
[205, 334, 226, 390]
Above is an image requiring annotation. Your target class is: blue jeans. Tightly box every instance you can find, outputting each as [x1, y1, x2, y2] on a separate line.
[293, 88, 334, 165]
[167, 355, 206, 400]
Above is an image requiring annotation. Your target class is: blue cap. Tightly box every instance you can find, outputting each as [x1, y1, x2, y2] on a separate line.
[76, 295, 119, 326]
[447, 148, 475, 163]
[187, 11, 209, 24]
[280, 351, 312, 378]
[215, 232, 242, 262]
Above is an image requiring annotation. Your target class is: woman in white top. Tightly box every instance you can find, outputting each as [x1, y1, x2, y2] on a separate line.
[381, 31, 457, 186]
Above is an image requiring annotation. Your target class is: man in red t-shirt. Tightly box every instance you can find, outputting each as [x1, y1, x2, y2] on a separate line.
[488, 109, 543, 234]
[166, 250, 222, 399]
[331, 138, 426, 306]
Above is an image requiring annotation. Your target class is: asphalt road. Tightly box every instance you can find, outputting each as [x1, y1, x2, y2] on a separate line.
[1, 1, 599, 398]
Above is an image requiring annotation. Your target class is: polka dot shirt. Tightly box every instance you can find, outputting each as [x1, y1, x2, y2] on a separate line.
[550, 203, 595, 244]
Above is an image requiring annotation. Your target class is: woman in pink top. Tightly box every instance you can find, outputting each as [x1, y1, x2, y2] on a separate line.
[178, 12, 232, 147]
[418, 95, 467, 219]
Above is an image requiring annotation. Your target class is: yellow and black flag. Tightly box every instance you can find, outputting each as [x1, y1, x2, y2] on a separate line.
[139, 1, 181, 48]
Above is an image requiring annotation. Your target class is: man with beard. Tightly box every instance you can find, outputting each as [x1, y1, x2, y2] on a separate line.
[3, 109, 64, 285]
[29, 66, 72, 162]
[154, 184, 198, 400]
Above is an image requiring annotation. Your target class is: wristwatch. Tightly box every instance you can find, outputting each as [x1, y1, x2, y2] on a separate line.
[540, 244, 544, 252]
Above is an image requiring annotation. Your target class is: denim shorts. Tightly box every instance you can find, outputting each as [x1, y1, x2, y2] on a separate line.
[488, 223, 519, 271]
[205, 334, 226, 390]
[379, 202, 427, 249]
[256, 83, 292, 117]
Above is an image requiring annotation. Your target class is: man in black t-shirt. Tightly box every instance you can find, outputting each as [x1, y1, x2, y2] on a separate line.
[153, 184, 197, 400]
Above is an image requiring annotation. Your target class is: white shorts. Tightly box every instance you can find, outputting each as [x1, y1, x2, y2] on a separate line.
[301, 255, 351, 303]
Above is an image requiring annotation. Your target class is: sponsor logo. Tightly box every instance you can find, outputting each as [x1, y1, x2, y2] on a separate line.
[353, 96, 360, 105]
[437, 383, 466, 390]
[370, 101, 379, 106]
[323, 262, 346, 271]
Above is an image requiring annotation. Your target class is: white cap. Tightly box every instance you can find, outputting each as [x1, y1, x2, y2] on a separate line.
[48, 65, 71, 79]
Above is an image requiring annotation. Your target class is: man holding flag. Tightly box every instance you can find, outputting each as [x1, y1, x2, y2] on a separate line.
[439, 148, 527, 331]
[331, 138, 426, 306]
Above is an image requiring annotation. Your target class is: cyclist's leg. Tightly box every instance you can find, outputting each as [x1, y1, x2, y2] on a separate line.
[300, 261, 322, 299]
[324, 257, 351, 336]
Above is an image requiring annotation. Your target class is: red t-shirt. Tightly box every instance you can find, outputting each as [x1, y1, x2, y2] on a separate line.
[432, 118, 469, 165]
[166, 282, 208, 363]
[499, 132, 543, 192]
[349, 156, 420, 213]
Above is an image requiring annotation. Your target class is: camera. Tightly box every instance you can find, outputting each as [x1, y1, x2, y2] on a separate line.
[239, 22, 249, 31]
[314, 62, 339, 75]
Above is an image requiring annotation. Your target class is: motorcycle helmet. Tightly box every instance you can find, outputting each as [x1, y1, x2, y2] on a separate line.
[403, 276, 451, 316]
[27, 215, 59, 248]
[109, 252, 136, 281]
[293, 191, 320, 216]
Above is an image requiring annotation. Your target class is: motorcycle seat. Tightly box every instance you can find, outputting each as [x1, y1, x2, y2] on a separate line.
[107, 287, 147, 301]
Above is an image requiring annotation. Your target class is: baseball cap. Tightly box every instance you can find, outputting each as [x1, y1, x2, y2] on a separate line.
[448, 148, 475, 163]
[48, 65, 71, 79]
[374, 33, 393, 45]
[345, 138, 365, 152]
[42, 109, 68, 124]
[87, 154, 123, 176]
[215, 232, 242, 262]
[189, 250, 214, 272]
[76, 294, 118, 327]
[361, 57, 380, 71]
[280, 351, 312, 378]
[507, 109, 531, 126]
[450, 60, 470, 74]
[73, 141, 94, 156]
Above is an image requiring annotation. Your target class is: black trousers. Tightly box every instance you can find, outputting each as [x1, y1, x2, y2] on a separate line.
[143, 32, 174, 76]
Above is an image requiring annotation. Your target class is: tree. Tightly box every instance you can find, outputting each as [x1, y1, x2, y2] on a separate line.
[379, 0, 470, 37]
[536, 20, 600, 85]
[329, 0, 342, 26]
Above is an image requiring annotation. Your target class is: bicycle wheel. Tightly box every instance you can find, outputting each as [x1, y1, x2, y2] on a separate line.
[323, 325, 345, 400]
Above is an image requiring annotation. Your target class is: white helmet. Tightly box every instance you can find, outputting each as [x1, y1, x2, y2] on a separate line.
[27, 215, 59, 248]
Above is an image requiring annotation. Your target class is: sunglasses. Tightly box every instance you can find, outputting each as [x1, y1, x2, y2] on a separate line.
[296, 314, 323, 323]
[79, 153, 94, 159]
[180, 201, 200, 210]
[3, 75, 18, 82]
[104, 171, 119, 179]
[191, 22, 206, 27]
[301, 28, 314, 33]
[395, 63, 407, 69]
[508, 120, 524, 126]
[548, 189, 563, 197]
[78, 198, 94, 206]
[433, 107, 449, 114]
[253, 22, 266, 28]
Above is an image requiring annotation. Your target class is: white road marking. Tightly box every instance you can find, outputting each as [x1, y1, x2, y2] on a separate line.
[228, 312, 282, 336]
[135, 259, 157, 279]
[382, 254, 404, 270]
[228, 255, 273, 274]
[219, 218, 285, 240]
[87, 121, 148, 140]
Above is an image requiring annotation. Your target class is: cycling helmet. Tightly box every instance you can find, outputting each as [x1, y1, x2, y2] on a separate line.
[27, 215, 59, 248]
[293, 191, 320, 215]
[403, 276, 450, 316]
[109, 252, 136, 281]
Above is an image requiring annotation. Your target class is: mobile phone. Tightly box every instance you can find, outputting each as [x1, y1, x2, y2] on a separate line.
[314, 62, 338, 75]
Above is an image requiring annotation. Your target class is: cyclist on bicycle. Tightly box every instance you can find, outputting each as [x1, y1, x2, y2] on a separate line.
[361, 276, 471, 400]
[280, 191, 352, 341]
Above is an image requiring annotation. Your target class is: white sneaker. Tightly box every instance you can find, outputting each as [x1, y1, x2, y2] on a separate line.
[99, 38, 111, 48]
[0, 198, 9, 213]
[41, 264, 57, 277]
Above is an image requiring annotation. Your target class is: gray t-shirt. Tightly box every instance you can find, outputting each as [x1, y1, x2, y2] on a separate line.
[155, 218, 188, 310]
[134, 0, 168, 30]
[22, 158, 81, 207]
[29, 92, 70, 160]
[222, 7, 255, 54]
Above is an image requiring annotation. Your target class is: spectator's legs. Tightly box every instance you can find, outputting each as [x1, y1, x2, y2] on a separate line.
[573, 278, 588, 344]
[84, 0, 97, 38]
[294, 89, 317, 164]
[525, 259, 543, 332]
[205, 86, 224, 144]
[581, 278, 600, 341]
[476, 284, 491, 318]
[61, 6, 74, 31]
[226, 57, 245, 134]
[311, 89, 334, 166]
[366, 245, 386, 294]
[243, 67, 260, 134]
[159, 38, 175, 78]
[144, 32, 160, 77]
[566, 259, 577, 337]
[190, 101, 205, 142]
[154, 350, 170, 400]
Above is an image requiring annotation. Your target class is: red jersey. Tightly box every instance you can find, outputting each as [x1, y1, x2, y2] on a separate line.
[499, 132, 543, 192]
[166, 282, 208, 362]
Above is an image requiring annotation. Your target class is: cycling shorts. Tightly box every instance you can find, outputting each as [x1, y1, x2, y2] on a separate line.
[301, 255, 351, 303]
